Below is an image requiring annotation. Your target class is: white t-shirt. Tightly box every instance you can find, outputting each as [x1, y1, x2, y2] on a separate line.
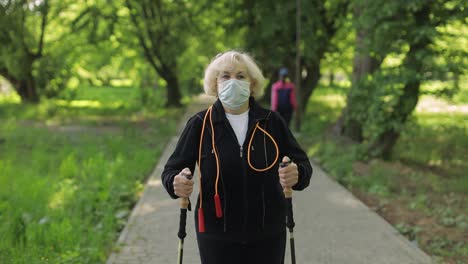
[225, 110, 249, 146]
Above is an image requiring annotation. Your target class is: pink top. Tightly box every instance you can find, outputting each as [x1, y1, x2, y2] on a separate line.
[271, 81, 297, 111]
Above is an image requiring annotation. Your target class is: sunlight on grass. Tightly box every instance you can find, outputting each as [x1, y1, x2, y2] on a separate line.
[0, 92, 20, 104]
[56, 99, 104, 108]
[306, 143, 321, 157]
[316, 94, 346, 106]
[416, 95, 468, 114]
[48, 179, 78, 210]
[54, 99, 127, 110]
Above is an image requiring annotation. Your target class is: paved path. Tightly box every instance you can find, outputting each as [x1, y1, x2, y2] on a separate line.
[107, 94, 433, 264]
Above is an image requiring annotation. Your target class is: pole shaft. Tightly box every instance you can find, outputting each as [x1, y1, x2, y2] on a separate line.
[177, 172, 192, 264]
[290, 233, 296, 264]
[177, 239, 184, 264]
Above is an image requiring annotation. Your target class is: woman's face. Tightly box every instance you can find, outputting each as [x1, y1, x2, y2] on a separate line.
[217, 65, 251, 85]
[215, 63, 253, 112]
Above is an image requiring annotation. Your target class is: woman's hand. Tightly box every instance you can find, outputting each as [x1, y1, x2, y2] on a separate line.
[173, 168, 194, 198]
[278, 156, 298, 188]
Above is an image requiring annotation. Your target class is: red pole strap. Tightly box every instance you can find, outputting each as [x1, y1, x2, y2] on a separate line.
[198, 208, 206, 233]
[214, 194, 223, 218]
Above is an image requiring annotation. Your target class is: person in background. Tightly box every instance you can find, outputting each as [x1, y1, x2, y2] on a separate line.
[271, 67, 297, 126]
[161, 51, 312, 264]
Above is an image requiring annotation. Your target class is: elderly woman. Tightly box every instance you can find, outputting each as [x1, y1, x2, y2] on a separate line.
[162, 50, 312, 264]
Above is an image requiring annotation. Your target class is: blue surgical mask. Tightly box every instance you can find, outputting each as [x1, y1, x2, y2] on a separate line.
[218, 79, 251, 110]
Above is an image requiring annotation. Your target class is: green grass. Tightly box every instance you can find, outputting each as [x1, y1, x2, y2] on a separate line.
[0, 85, 172, 123]
[296, 84, 468, 263]
[0, 86, 183, 263]
[395, 112, 467, 179]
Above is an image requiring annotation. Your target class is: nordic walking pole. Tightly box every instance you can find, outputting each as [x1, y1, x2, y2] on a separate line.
[280, 158, 296, 264]
[177, 168, 192, 264]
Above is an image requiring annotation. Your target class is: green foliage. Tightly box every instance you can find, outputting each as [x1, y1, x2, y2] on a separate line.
[322, 17, 355, 79]
[0, 86, 182, 262]
[0, 0, 68, 101]
[429, 237, 468, 263]
[34, 53, 73, 98]
[0, 1, 39, 76]
[395, 222, 422, 242]
[319, 142, 357, 185]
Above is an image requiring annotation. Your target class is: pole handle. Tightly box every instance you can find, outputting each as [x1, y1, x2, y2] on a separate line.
[280, 160, 293, 198]
[283, 187, 293, 198]
[179, 169, 193, 209]
[180, 198, 190, 209]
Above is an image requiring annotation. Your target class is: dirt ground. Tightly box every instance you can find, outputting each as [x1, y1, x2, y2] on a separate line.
[351, 171, 467, 264]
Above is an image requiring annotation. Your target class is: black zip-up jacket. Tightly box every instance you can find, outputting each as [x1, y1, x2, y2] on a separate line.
[162, 97, 312, 241]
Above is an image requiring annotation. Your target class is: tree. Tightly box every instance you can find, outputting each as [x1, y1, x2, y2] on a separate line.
[334, 0, 465, 159]
[333, 1, 383, 142]
[299, 0, 349, 115]
[0, 0, 49, 102]
[230, 0, 349, 129]
[66, 0, 121, 87]
[123, 0, 194, 107]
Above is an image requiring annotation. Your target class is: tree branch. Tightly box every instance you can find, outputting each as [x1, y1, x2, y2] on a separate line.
[0, 67, 18, 84]
[19, 2, 32, 57]
[34, 0, 49, 59]
[140, 1, 168, 68]
[125, 0, 163, 74]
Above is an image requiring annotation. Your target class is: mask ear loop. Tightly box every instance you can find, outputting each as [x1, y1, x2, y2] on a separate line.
[247, 123, 279, 172]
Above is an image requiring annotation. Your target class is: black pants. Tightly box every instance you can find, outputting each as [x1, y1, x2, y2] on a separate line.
[278, 110, 293, 127]
[197, 231, 286, 264]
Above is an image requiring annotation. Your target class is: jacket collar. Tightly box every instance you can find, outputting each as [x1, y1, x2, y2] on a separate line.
[211, 96, 271, 124]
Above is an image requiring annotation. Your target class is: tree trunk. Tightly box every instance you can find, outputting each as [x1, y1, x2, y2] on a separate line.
[369, 129, 399, 160]
[125, 0, 184, 108]
[145, 62, 182, 107]
[299, 61, 321, 114]
[16, 78, 40, 103]
[1, 69, 39, 103]
[368, 4, 430, 159]
[161, 66, 182, 107]
[333, 3, 380, 142]
[369, 78, 421, 159]
[343, 45, 380, 142]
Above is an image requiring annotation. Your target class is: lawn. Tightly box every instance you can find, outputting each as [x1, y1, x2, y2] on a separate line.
[296, 85, 468, 264]
[0, 86, 183, 263]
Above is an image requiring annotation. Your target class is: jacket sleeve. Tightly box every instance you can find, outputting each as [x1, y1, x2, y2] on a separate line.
[274, 112, 312, 191]
[161, 115, 202, 199]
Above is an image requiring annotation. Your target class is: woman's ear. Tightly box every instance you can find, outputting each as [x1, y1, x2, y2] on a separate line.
[250, 80, 256, 96]
[214, 81, 220, 97]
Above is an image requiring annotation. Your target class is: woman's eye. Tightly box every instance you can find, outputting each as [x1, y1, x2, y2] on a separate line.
[237, 75, 245, 79]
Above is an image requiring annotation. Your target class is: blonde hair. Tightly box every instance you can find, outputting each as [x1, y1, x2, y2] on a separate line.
[203, 50, 266, 98]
